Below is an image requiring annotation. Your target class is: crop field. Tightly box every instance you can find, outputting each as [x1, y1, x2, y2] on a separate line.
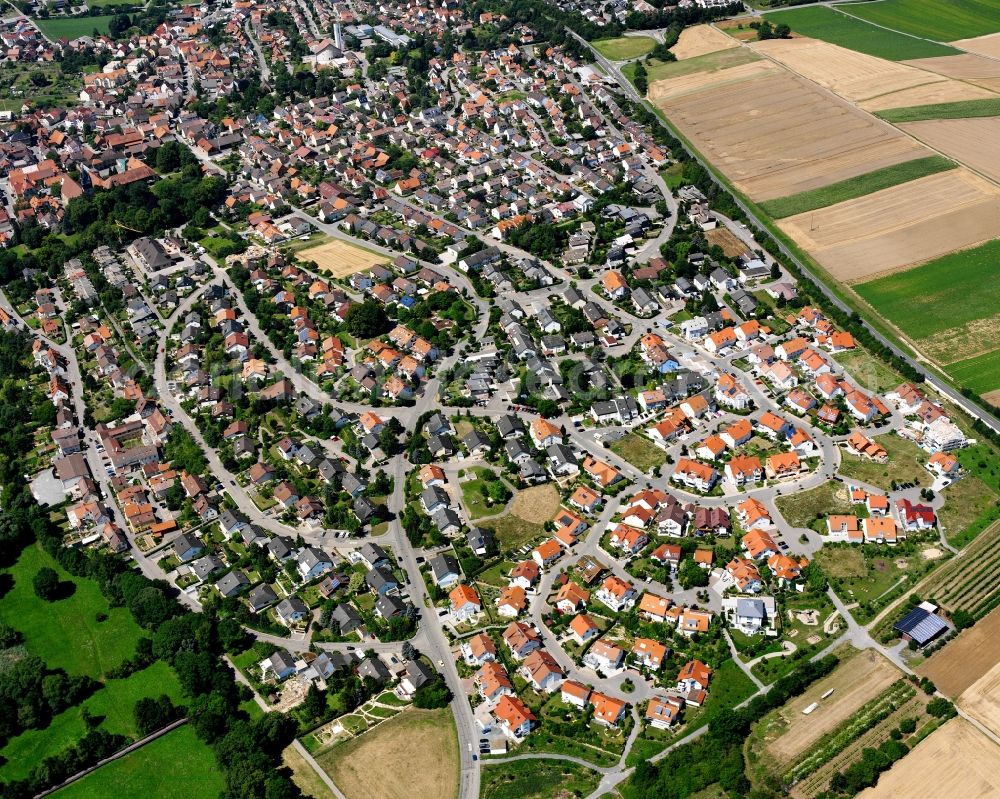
[899, 117, 1000, 182]
[761, 6, 959, 60]
[920, 519, 1000, 618]
[920, 605, 1000, 697]
[34, 16, 113, 38]
[670, 25, 739, 59]
[297, 238, 387, 277]
[785, 680, 924, 798]
[947, 349, 1000, 396]
[953, 31, 1000, 59]
[903, 52, 1000, 84]
[877, 97, 1000, 121]
[648, 66, 928, 201]
[854, 238, 1000, 370]
[593, 36, 655, 60]
[749, 37, 988, 107]
[760, 649, 901, 765]
[778, 168, 1000, 283]
[759, 156, 955, 219]
[840, 0, 1000, 43]
[53, 724, 223, 799]
[857, 718, 1000, 799]
[643, 47, 767, 89]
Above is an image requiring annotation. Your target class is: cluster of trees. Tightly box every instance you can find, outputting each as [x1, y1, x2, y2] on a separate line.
[0, 653, 98, 747]
[755, 20, 792, 39]
[345, 300, 390, 339]
[413, 676, 452, 709]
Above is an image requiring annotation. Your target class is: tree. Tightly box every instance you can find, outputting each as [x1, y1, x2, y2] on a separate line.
[32, 567, 61, 601]
[133, 695, 181, 736]
[926, 697, 956, 718]
[633, 60, 648, 95]
[413, 678, 451, 709]
[952, 608, 974, 630]
[345, 300, 389, 339]
[677, 559, 709, 590]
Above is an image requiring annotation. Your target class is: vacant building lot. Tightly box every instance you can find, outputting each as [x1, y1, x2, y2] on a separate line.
[761, 649, 901, 765]
[857, 718, 1000, 799]
[315, 709, 458, 799]
[298, 238, 387, 277]
[670, 24, 739, 59]
[778, 168, 1000, 282]
[705, 226, 749, 257]
[920, 606, 1000, 697]
[649, 67, 928, 201]
[899, 117, 1000, 183]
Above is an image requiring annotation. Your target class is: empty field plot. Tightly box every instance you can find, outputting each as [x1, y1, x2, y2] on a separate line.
[955, 658, 1000, 739]
[953, 31, 1000, 58]
[899, 117, 1000, 182]
[705, 226, 750, 257]
[749, 37, 980, 106]
[759, 156, 954, 219]
[297, 238, 387, 277]
[857, 718, 1000, 799]
[762, 6, 959, 60]
[841, 0, 1000, 43]
[920, 520, 1000, 617]
[855, 238, 1000, 365]
[763, 649, 901, 765]
[779, 168, 1000, 282]
[314, 709, 458, 799]
[35, 16, 114, 38]
[592, 36, 655, 61]
[863, 80, 999, 111]
[920, 605, 1000, 697]
[650, 68, 928, 201]
[610, 431, 667, 472]
[645, 51, 774, 99]
[670, 25, 739, 59]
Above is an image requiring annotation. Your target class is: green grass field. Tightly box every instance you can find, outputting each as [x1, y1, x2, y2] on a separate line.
[637, 46, 759, 83]
[34, 16, 114, 38]
[945, 349, 1000, 395]
[0, 661, 184, 782]
[52, 724, 223, 799]
[855, 240, 1000, 372]
[762, 6, 960, 59]
[610, 431, 667, 473]
[839, 0, 1000, 42]
[481, 759, 602, 799]
[592, 36, 656, 60]
[0, 543, 143, 679]
[876, 98, 1000, 122]
[759, 156, 955, 218]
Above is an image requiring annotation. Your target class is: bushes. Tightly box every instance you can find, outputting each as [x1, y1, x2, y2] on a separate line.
[413, 677, 452, 709]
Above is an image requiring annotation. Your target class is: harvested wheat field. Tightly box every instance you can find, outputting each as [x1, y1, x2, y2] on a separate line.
[651, 68, 928, 200]
[857, 718, 1000, 799]
[921, 606, 1000, 698]
[959, 660, 1000, 738]
[779, 168, 1000, 281]
[671, 24, 739, 59]
[900, 116, 1000, 182]
[952, 32, 1000, 59]
[509, 483, 561, 524]
[766, 649, 900, 764]
[298, 238, 387, 277]
[902, 53, 1000, 94]
[646, 58, 778, 103]
[984, 388, 1000, 407]
[863, 79, 998, 110]
[751, 37, 954, 104]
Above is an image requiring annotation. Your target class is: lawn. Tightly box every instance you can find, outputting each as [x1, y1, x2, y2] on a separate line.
[775, 480, 854, 530]
[35, 16, 114, 38]
[838, 434, 929, 491]
[758, 156, 955, 219]
[0, 661, 184, 782]
[762, 6, 959, 59]
[52, 724, 223, 799]
[838, 0, 1000, 41]
[610, 432, 667, 473]
[459, 467, 505, 519]
[876, 98, 1000, 122]
[701, 658, 757, 712]
[480, 759, 602, 799]
[945, 348, 1000, 396]
[314, 709, 458, 799]
[593, 36, 656, 60]
[0, 542, 143, 679]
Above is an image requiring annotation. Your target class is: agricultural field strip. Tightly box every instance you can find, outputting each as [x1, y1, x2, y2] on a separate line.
[784, 680, 915, 783]
[928, 542, 1000, 611]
